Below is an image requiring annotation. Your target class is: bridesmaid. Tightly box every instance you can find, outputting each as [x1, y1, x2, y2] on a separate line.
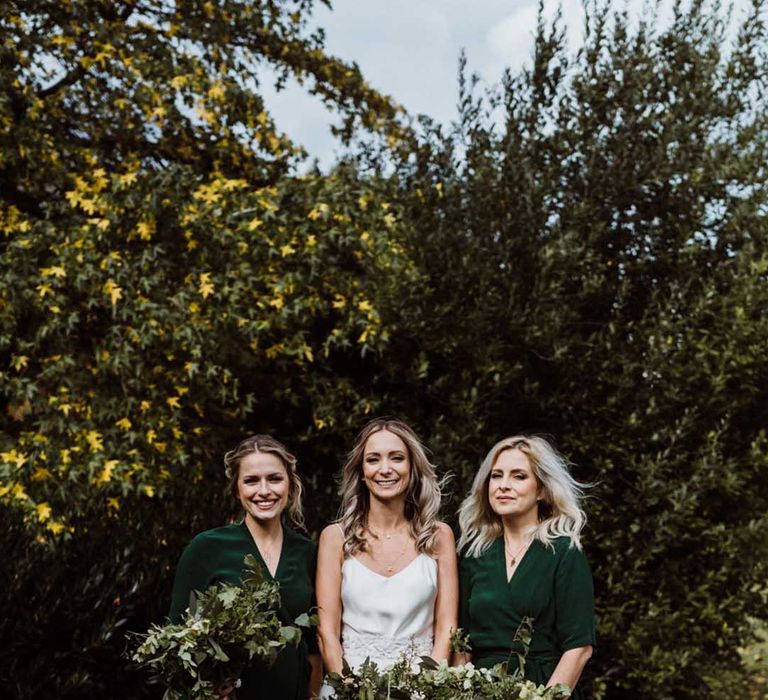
[457, 435, 595, 699]
[169, 435, 322, 699]
[316, 418, 458, 680]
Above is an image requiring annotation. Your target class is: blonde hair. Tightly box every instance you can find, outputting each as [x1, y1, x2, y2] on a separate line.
[339, 418, 442, 557]
[224, 434, 305, 530]
[458, 435, 586, 557]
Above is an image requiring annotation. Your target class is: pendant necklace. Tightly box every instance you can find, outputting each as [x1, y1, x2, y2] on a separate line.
[504, 535, 531, 566]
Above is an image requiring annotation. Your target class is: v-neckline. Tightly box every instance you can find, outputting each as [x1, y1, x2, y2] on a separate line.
[243, 521, 285, 580]
[350, 553, 425, 580]
[498, 536, 535, 585]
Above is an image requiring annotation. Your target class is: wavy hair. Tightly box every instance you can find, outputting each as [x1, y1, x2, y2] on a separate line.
[224, 434, 305, 530]
[458, 435, 587, 557]
[339, 418, 442, 557]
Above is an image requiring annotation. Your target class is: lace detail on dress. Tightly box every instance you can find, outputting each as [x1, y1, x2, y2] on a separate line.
[343, 627, 433, 670]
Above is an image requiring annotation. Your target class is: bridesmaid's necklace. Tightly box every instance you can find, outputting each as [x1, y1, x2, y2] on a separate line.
[504, 534, 532, 566]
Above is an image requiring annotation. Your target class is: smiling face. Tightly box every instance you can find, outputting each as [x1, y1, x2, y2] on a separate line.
[362, 429, 411, 502]
[237, 451, 290, 524]
[488, 447, 541, 524]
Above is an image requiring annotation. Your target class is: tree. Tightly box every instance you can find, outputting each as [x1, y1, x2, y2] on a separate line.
[0, 1, 410, 696]
[363, 1, 768, 696]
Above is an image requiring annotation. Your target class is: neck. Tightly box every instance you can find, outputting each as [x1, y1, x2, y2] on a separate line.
[244, 514, 283, 542]
[367, 497, 408, 533]
[501, 514, 537, 541]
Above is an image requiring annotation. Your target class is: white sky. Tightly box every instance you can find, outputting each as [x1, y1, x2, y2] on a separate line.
[261, 0, 756, 168]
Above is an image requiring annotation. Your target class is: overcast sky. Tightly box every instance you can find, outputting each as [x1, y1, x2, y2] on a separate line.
[261, 0, 755, 168]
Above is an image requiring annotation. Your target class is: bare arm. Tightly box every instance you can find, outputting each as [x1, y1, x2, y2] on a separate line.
[315, 524, 345, 675]
[430, 522, 459, 662]
[547, 645, 593, 690]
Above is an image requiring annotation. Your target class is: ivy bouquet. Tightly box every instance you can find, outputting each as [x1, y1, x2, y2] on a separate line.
[325, 619, 571, 699]
[129, 555, 308, 700]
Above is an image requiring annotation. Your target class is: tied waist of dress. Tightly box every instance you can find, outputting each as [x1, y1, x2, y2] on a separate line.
[342, 627, 433, 669]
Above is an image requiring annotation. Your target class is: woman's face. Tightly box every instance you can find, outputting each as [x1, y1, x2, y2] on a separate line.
[237, 451, 290, 524]
[488, 448, 540, 522]
[362, 429, 411, 502]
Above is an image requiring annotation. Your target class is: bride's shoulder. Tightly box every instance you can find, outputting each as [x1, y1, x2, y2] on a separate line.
[319, 521, 345, 548]
[432, 521, 456, 552]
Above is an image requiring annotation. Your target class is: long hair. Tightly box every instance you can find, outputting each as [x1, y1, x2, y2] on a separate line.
[457, 435, 586, 557]
[224, 434, 305, 530]
[339, 418, 442, 557]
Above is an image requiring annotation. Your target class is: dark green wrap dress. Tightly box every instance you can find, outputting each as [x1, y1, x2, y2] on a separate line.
[169, 522, 318, 700]
[459, 535, 595, 699]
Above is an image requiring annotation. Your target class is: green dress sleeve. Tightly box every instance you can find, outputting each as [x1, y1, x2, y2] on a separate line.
[168, 532, 216, 623]
[554, 543, 596, 650]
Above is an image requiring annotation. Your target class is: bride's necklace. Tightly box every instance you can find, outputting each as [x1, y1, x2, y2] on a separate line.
[504, 534, 532, 566]
[368, 524, 411, 574]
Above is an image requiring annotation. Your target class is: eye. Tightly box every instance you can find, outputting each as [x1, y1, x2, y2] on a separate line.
[490, 471, 502, 479]
[268, 474, 284, 482]
[514, 473, 528, 480]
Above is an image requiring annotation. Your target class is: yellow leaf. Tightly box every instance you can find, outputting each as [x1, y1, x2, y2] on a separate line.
[103, 279, 123, 305]
[119, 171, 138, 186]
[96, 459, 118, 484]
[136, 219, 155, 241]
[36, 502, 52, 522]
[32, 467, 52, 481]
[208, 82, 226, 100]
[1, 449, 28, 468]
[198, 272, 214, 298]
[11, 354, 28, 371]
[144, 484, 155, 497]
[248, 217, 263, 231]
[85, 430, 104, 451]
[40, 266, 66, 278]
[115, 417, 132, 431]
[146, 429, 156, 444]
[332, 295, 346, 309]
[107, 497, 120, 511]
[166, 396, 180, 409]
[280, 244, 295, 256]
[47, 521, 65, 535]
[11, 483, 28, 500]
[36, 283, 53, 298]
[358, 300, 373, 313]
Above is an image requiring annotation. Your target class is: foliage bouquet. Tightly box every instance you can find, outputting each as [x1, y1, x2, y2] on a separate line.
[324, 621, 571, 699]
[324, 657, 571, 699]
[129, 555, 306, 700]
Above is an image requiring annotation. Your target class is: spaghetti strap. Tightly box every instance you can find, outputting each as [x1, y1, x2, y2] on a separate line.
[335, 522, 344, 536]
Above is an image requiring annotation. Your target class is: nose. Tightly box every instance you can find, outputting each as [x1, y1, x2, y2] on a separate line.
[255, 479, 270, 495]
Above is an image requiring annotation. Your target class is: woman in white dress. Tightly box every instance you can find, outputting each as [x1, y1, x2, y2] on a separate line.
[316, 418, 458, 683]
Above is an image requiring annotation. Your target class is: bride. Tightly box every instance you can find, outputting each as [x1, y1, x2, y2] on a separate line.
[316, 418, 458, 685]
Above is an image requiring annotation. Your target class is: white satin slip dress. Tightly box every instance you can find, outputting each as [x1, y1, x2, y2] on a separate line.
[319, 552, 438, 696]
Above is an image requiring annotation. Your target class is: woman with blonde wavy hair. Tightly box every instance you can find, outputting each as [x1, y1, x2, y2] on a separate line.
[169, 435, 321, 699]
[457, 435, 595, 700]
[316, 418, 458, 688]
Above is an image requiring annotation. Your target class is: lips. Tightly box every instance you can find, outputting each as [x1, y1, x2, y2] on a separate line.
[375, 478, 399, 486]
[252, 499, 278, 509]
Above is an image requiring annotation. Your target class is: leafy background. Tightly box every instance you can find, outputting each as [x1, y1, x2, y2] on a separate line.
[1, 1, 767, 698]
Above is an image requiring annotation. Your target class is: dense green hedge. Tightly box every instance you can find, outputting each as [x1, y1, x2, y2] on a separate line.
[2, 1, 767, 698]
